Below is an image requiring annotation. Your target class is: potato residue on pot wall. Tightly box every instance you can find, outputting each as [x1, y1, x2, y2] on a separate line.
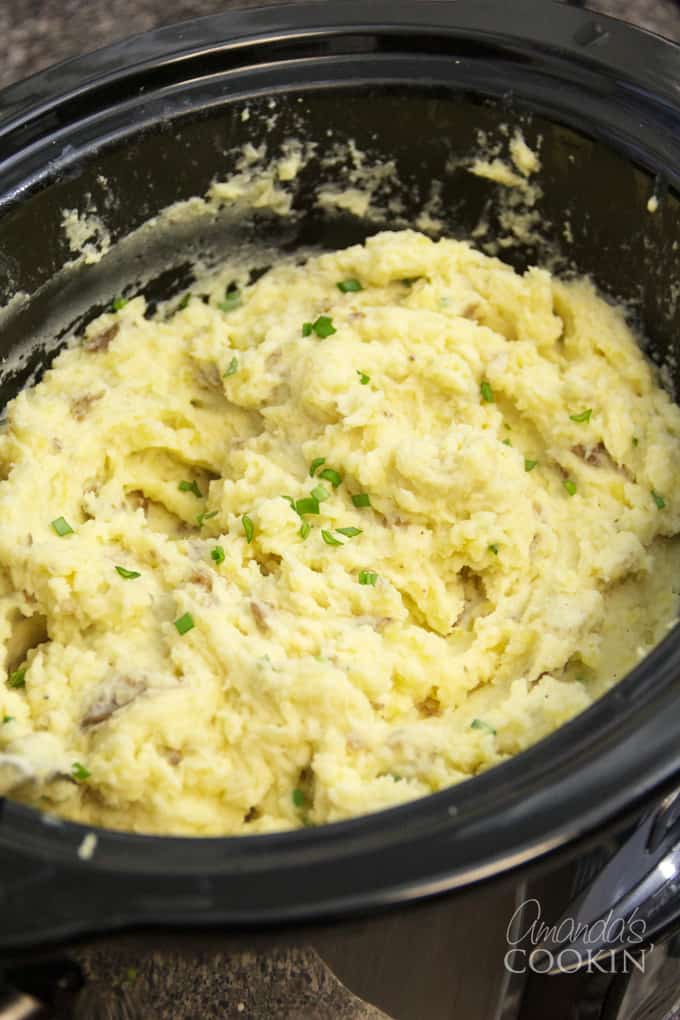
[1, 229, 679, 835]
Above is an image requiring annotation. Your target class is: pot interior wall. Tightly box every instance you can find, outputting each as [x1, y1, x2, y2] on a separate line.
[0, 85, 679, 407]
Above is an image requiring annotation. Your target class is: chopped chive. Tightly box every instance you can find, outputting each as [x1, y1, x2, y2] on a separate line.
[310, 315, 336, 338]
[321, 529, 343, 546]
[488, 543, 499, 555]
[311, 484, 330, 502]
[652, 490, 666, 510]
[223, 356, 238, 377]
[502, 438, 512, 446]
[197, 509, 219, 526]
[211, 545, 225, 564]
[564, 479, 577, 496]
[112, 296, 128, 312]
[352, 493, 371, 508]
[115, 565, 141, 580]
[570, 408, 592, 423]
[336, 527, 362, 538]
[480, 380, 494, 403]
[524, 458, 538, 472]
[7, 668, 26, 689]
[174, 612, 195, 635]
[51, 516, 74, 537]
[299, 520, 311, 540]
[358, 570, 378, 586]
[632, 436, 639, 447]
[292, 788, 305, 808]
[318, 467, 342, 488]
[357, 370, 370, 385]
[302, 322, 313, 337]
[242, 514, 254, 543]
[337, 278, 363, 293]
[179, 480, 203, 498]
[2, 716, 14, 725]
[71, 762, 91, 782]
[309, 457, 326, 477]
[575, 674, 588, 684]
[295, 496, 320, 516]
[470, 718, 496, 734]
[218, 289, 241, 312]
[282, 495, 295, 508]
[177, 292, 191, 311]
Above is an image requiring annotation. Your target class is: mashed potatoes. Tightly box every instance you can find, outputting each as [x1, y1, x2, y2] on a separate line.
[1, 230, 679, 835]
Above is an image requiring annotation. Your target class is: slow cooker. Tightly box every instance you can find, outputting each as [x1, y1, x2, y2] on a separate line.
[2, 2, 680, 1017]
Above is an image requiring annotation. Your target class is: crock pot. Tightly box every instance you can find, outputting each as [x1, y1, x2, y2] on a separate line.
[2, 2, 680, 1017]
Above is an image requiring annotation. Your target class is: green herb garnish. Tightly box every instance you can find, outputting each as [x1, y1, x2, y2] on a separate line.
[352, 493, 371, 508]
[318, 468, 342, 488]
[337, 278, 363, 293]
[652, 490, 666, 510]
[292, 788, 305, 808]
[564, 479, 577, 496]
[480, 380, 494, 403]
[309, 457, 326, 477]
[336, 527, 362, 538]
[357, 370, 370, 385]
[358, 570, 378, 586]
[71, 762, 91, 782]
[570, 408, 592, 423]
[242, 514, 254, 543]
[311, 484, 330, 502]
[174, 612, 195, 635]
[295, 497, 320, 516]
[179, 480, 203, 498]
[177, 293, 191, 311]
[115, 566, 141, 579]
[502, 438, 512, 447]
[2, 716, 14, 725]
[632, 436, 639, 447]
[299, 521, 311, 540]
[211, 545, 225, 564]
[488, 543, 499, 555]
[7, 669, 26, 689]
[112, 296, 128, 312]
[218, 289, 241, 312]
[51, 516, 74, 537]
[524, 459, 538, 472]
[321, 530, 343, 546]
[197, 510, 218, 526]
[470, 718, 496, 735]
[302, 322, 313, 337]
[309, 315, 336, 338]
[224, 356, 238, 377]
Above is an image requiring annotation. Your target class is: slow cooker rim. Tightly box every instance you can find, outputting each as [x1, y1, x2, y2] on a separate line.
[0, 0, 680, 936]
[1, 0, 680, 138]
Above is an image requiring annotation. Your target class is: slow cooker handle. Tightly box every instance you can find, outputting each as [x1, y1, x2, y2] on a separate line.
[534, 786, 680, 972]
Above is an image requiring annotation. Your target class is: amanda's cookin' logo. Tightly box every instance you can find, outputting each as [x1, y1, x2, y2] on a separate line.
[504, 898, 652, 975]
